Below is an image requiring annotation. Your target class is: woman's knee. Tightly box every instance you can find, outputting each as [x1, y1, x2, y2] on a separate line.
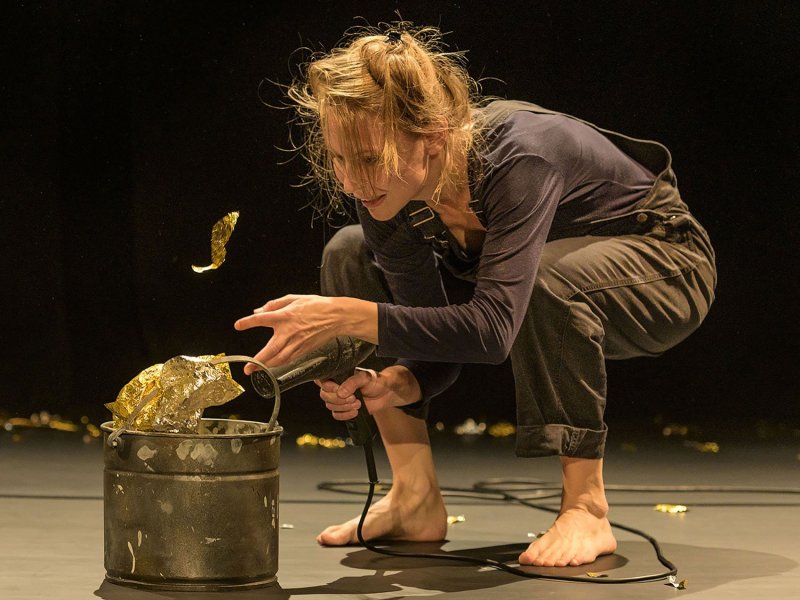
[321, 225, 365, 266]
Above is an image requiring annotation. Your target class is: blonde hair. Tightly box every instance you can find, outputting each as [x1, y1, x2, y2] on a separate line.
[286, 22, 485, 218]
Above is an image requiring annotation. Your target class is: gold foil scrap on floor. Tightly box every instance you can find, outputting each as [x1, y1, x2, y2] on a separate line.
[488, 421, 516, 437]
[455, 418, 486, 436]
[654, 504, 688, 514]
[295, 433, 347, 448]
[662, 423, 689, 437]
[106, 355, 244, 433]
[666, 575, 688, 589]
[0, 412, 91, 436]
[446, 515, 466, 525]
[684, 440, 720, 453]
[192, 211, 240, 273]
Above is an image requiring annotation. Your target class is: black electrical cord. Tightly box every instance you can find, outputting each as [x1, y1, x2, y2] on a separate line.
[335, 440, 675, 584]
[319, 439, 799, 585]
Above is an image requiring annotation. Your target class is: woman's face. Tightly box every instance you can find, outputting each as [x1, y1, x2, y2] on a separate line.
[324, 115, 441, 221]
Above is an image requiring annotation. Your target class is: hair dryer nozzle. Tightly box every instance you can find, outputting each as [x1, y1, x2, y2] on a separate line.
[250, 337, 375, 399]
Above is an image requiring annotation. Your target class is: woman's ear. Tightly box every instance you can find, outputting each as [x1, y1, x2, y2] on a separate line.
[423, 119, 448, 156]
[424, 132, 446, 156]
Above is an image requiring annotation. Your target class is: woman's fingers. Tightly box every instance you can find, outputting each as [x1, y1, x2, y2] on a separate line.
[330, 407, 359, 421]
[234, 309, 281, 331]
[320, 381, 361, 421]
[254, 295, 299, 313]
[333, 370, 377, 399]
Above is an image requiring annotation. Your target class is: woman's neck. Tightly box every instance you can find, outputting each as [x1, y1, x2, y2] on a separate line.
[426, 177, 486, 257]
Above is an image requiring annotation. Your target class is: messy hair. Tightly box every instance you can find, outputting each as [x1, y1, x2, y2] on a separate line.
[285, 22, 487, 219]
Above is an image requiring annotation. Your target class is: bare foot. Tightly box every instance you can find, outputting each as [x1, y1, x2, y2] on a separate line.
[316, 486, 448, 546]
[518, 507, 618, 567]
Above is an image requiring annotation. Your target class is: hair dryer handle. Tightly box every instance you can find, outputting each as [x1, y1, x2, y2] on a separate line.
[332, 372, 377, 447]
[346, 393, 376, 447]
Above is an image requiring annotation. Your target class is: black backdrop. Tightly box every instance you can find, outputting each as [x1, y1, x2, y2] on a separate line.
[2, 1, 798, 432]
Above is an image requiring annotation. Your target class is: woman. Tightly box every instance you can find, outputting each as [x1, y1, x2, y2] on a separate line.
[234, 24, 716, 568]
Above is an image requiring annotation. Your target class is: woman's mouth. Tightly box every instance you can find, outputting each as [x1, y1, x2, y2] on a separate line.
[361, 194, 386, 208]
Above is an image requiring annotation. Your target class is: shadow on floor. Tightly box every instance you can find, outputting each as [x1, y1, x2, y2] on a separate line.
[93, 541, 797, 599]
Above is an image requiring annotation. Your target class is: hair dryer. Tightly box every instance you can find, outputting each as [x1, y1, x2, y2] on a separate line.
[250, 336, 377, 445]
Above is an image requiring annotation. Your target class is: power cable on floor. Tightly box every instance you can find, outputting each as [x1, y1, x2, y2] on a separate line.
[316, 440, 800, 585]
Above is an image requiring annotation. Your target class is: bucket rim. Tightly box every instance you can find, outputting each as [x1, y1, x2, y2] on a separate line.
[100, 418, 283, 439]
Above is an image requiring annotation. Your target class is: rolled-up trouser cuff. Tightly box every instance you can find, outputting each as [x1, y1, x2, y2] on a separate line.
[397, 399, 430, 420]
[515, 424, 608, 458]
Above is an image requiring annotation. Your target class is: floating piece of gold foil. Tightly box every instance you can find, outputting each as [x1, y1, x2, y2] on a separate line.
[447, 515, 466, 525]
[654, 504, 688, 514]
[106, 355, 244, 433]
[666, 575, 688, 589]
[192, 211, 239, 273]
[586, 572, 608, 578]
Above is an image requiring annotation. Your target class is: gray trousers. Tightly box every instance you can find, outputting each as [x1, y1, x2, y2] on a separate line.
[320, 181, 716, 459]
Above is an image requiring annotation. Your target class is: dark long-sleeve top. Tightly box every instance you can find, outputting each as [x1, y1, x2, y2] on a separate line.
[359, 100, 657, 402]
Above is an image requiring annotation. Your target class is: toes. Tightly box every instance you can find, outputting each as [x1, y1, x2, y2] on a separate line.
[317, 525, 354, 546]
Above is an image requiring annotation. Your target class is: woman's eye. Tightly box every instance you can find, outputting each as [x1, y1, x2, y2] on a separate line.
[363, 155, 380, 165]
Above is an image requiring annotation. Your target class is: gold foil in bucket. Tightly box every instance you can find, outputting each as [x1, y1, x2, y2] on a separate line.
[105, 355, 244, 434]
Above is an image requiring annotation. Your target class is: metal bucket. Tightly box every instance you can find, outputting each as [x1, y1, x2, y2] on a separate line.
[102, 417, 283, 591]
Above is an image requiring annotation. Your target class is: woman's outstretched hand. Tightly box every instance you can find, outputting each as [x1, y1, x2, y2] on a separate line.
[234, 294, 378, 374]
[315, 366, 422, 421]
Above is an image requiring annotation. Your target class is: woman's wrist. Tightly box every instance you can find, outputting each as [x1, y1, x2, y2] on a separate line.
[335, 297, 379, 344]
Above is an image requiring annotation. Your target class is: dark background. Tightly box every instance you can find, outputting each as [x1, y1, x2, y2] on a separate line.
[2, 1, 798, 434]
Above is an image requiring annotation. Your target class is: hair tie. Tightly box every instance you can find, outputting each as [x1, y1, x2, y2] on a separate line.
[385, 30, 402, 44]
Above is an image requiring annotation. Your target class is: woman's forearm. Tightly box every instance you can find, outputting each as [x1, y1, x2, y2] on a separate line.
[336, 297, 379, 344]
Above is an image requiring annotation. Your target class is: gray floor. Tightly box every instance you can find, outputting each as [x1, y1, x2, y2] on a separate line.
[1, 423, 799, 599]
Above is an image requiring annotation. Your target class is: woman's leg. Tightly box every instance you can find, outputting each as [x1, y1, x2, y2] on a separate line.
[513, 228, 715, 566]
[317, 225, 447, 545]
[316, 407, 448, 545]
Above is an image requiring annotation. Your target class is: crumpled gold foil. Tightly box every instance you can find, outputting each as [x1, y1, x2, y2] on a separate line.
[192, 211, 239, 273]
[666, 575, 688, 589]
[684, 440, 720, 453]
[654, 503, 688, 514]
[488, 422, 516, 438]
[106, 355, 244, 433]
[447, 514, 466, 525]
[295, 433, 347, 448]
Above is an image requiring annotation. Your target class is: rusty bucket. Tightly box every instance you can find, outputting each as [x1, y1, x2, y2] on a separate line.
[101, 417, 282, 591]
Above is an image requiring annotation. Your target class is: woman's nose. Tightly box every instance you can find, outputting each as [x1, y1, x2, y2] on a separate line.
[337, 165, 364, 199]
[340, 171, 357, 196]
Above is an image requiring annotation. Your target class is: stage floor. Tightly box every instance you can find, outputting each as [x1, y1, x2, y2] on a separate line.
[1, 421, 799, 599]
